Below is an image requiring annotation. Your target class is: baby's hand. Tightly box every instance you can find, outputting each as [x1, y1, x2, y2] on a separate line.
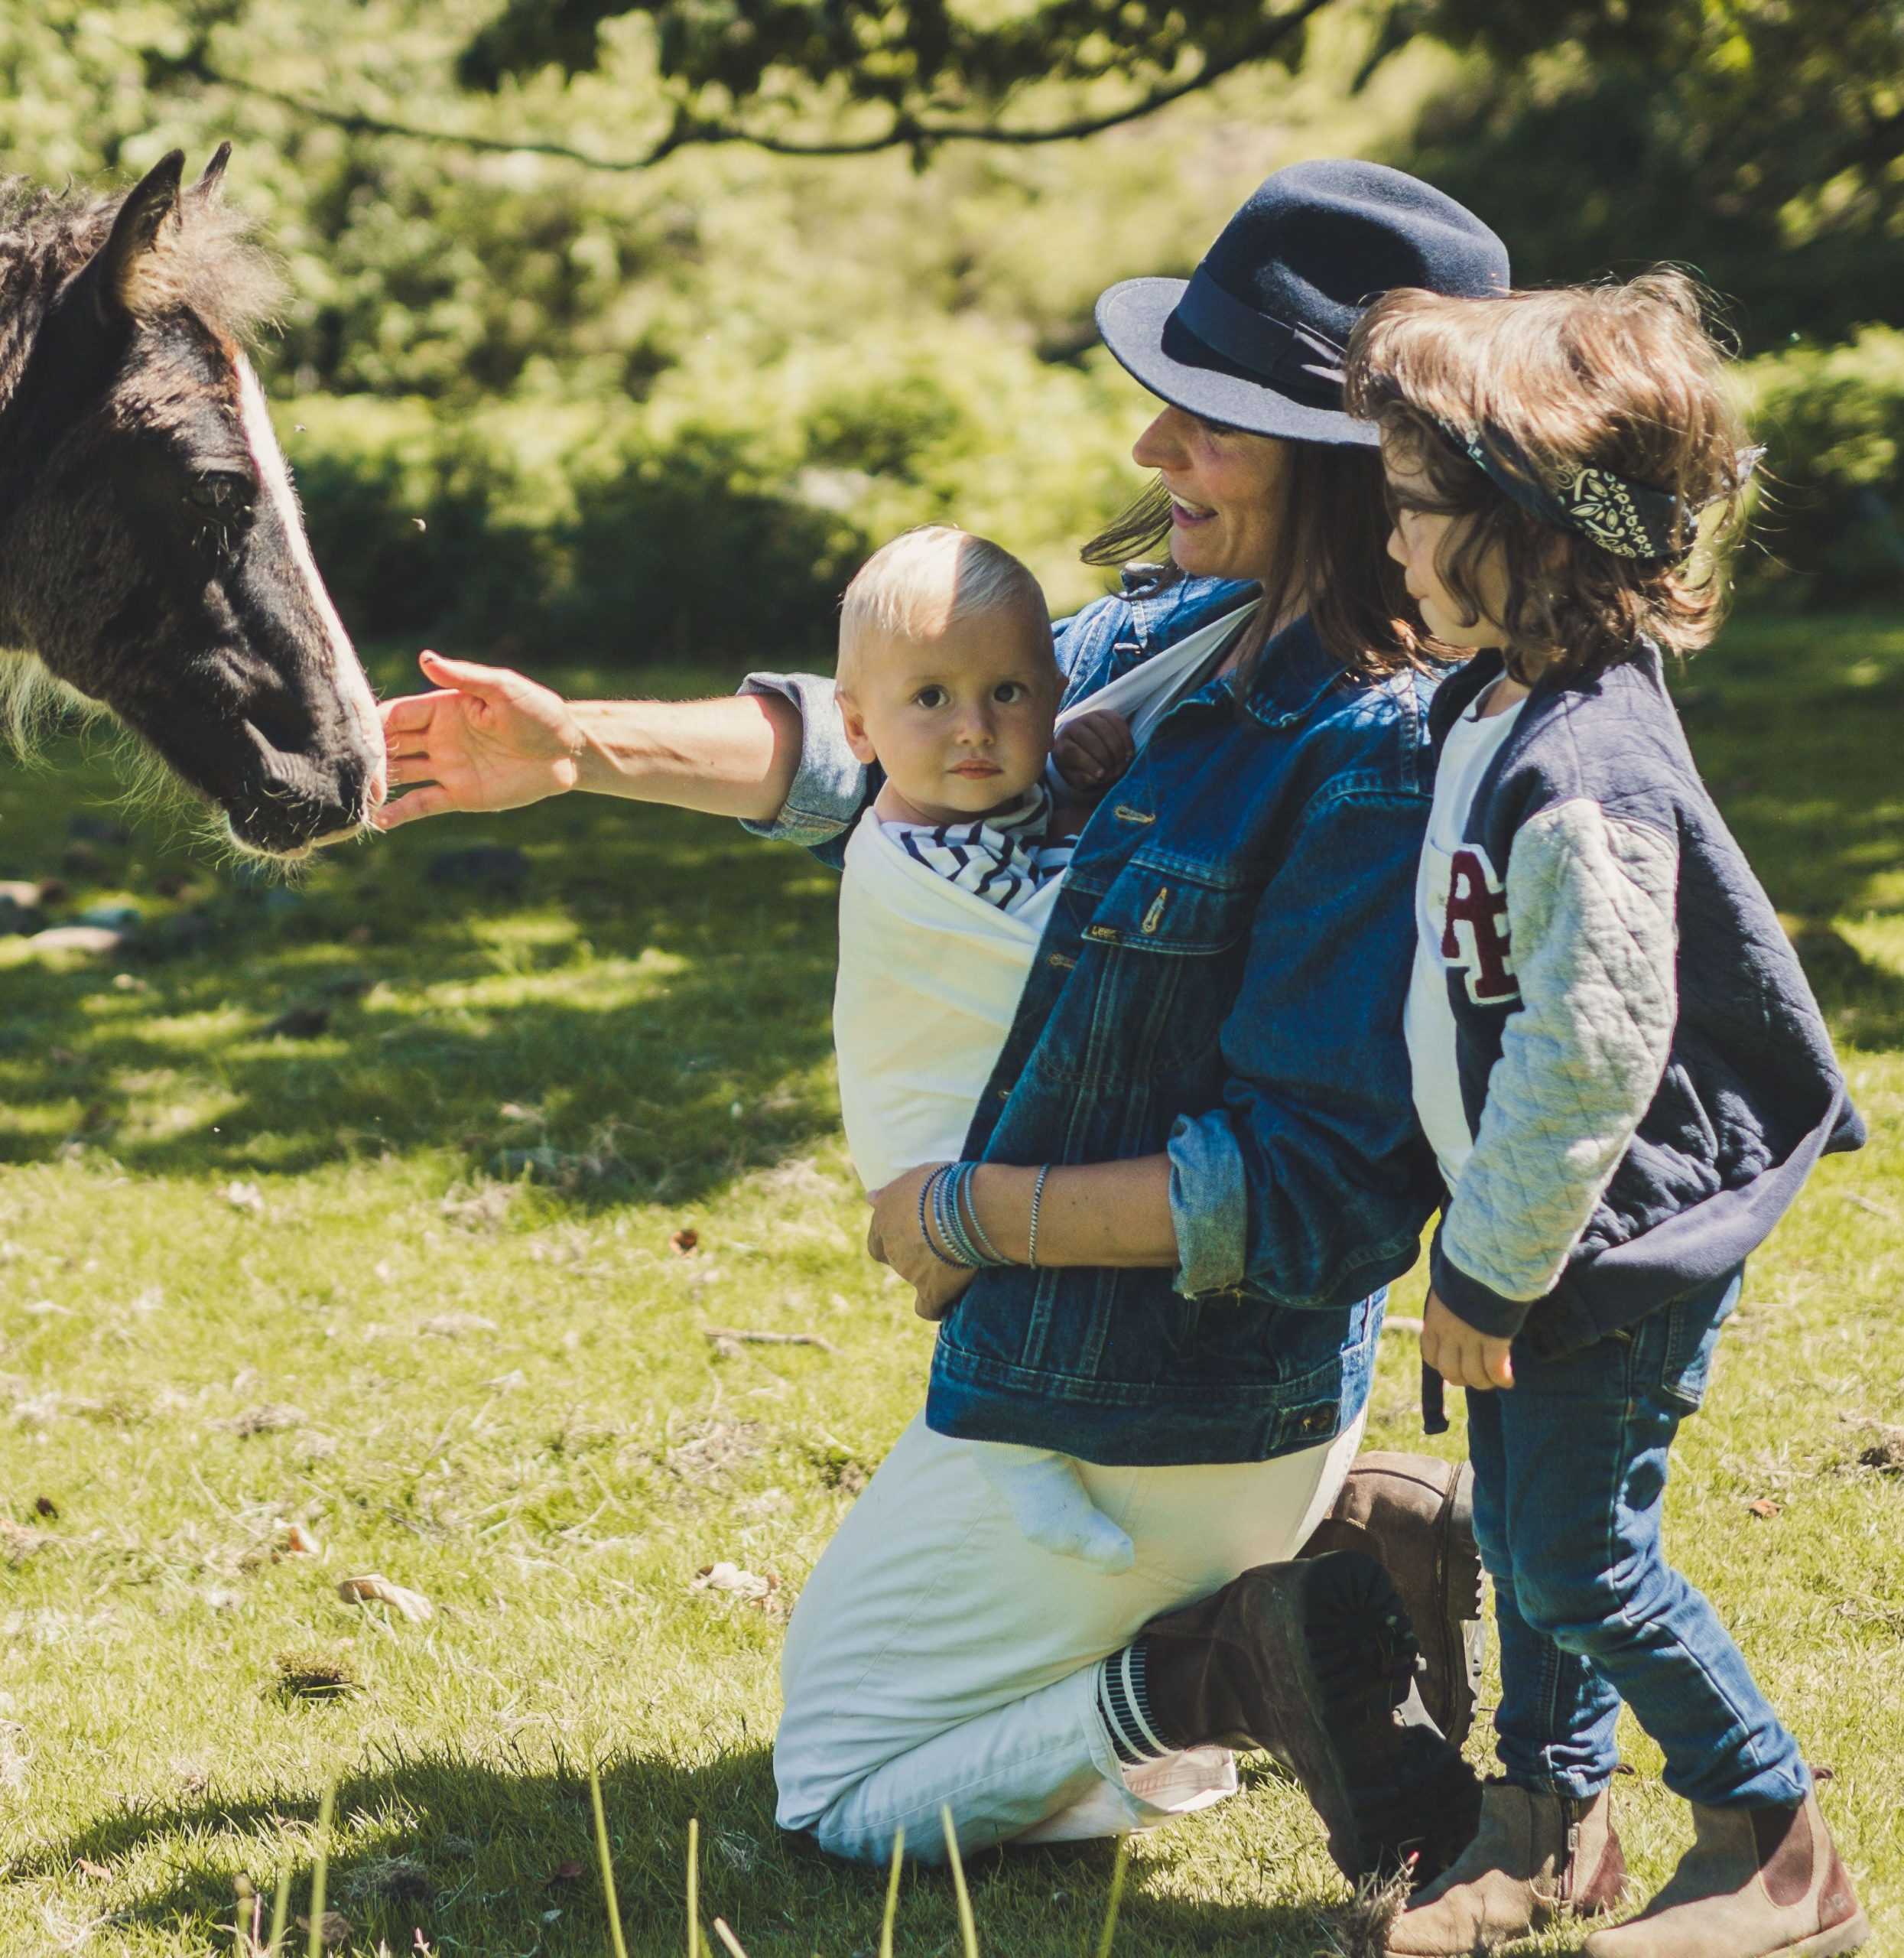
[1052, 709, 1135, 792]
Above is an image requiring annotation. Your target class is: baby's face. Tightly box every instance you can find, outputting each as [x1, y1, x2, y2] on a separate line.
[839, 607, 1060, 825]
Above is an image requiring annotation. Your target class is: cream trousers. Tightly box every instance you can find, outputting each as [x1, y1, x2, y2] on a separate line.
[775, 1407, 1364, 1862]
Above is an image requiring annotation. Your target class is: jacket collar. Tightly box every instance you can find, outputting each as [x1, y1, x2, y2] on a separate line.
[1426, 638, 1668, 751]
[1235, 611, 1352, 730]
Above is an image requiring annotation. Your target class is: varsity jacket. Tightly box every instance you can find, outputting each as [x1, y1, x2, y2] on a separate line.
[1428, 642, 1863, 1356]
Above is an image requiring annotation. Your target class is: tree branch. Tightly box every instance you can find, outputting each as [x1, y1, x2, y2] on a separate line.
[192, 2, 1334, 171]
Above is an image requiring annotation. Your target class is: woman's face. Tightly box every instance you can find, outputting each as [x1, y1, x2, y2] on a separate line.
[1132, 407, 1291, 584]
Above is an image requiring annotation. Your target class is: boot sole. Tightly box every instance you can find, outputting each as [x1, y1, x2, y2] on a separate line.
[1586, 1907, 1870, 1958]
[1286, 1552, 1481, 1886]
[1431, 1459, 1484, 1751]
[1786, 1911, 1871, 1956]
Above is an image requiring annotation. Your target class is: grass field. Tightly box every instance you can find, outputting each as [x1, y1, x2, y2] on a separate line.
[0, 614, 1900, 1957]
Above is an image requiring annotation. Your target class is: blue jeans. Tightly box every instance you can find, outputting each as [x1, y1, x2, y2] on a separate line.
[1465, 1268, 1811, 1809]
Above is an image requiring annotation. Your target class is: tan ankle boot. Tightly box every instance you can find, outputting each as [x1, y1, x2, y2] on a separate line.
[1583, 1791, 1867, 1958]
[1300, 1452, 1486, 1746]
[1385, 1781, 1625, 1955]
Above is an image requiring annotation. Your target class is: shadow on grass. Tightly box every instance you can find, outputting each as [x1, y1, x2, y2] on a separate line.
[0, 728, 843, 1201]
[21, 1748, 1346, 1957]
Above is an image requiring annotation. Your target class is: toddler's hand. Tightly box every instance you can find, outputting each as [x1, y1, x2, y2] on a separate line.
[1421, 1288, 1516, 1391]
[1052, 710, 1135, 792]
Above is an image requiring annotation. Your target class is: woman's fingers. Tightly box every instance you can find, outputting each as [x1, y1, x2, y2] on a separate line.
[373, 783, 456, 830]
[380, 691, 457, 734]
[416, 649, 516, 699]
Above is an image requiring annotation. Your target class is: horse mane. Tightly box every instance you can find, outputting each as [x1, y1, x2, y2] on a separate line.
[0, 171, 284, 344]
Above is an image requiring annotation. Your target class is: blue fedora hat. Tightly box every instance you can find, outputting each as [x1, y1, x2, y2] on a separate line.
[1096, 158, 1509, 446]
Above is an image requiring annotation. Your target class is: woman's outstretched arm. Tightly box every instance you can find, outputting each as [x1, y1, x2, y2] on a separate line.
[376, 650, 805, 828]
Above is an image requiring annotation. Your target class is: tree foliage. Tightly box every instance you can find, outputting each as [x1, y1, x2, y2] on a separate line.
[1406, 0, 1904, 346]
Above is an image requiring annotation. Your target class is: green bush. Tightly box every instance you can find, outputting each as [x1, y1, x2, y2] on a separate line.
[281, 324, 1149, 665]
[1737, 327, 1904, 606]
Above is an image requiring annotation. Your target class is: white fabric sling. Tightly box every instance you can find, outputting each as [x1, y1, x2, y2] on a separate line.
[830, 600, 1254, 1573]
[1045, 600, 1253, 792]
[835, 809, 1064, 1197]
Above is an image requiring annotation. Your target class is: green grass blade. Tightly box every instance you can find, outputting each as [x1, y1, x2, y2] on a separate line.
[306, 1781, 335, 1958]
[590, 1769, 630, 1958]
[265, 1843, 293, 1956]
[940, 1806, 979, 1958]
[879, 1827, 905, 1958]
[687, 1816, 700, 1958]
[1092, 1836, 1130, 1958]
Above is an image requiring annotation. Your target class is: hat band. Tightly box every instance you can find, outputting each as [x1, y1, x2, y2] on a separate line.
[1170, 267, 1349, 412]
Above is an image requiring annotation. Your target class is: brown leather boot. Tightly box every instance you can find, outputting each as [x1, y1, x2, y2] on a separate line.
[1583, 1791, 1867, 1958]
[1301, 1452, 1485, 1746]
[1139, 1550, 1483, 1886]
[1384, 1781, 1626, 1954]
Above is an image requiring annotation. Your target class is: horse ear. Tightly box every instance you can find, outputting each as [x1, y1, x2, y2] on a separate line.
[90, 149, 186, 320]
[191, 143, 233, 203]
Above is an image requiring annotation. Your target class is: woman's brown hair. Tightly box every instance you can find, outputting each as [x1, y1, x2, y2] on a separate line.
[1081, 438, 1425, 680]
[1344, 269, 1753, 681]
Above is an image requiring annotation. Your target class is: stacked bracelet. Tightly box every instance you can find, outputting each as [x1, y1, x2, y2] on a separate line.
[919, 1162, 1021, 1270]
[1027, 1163, 1050, 1270]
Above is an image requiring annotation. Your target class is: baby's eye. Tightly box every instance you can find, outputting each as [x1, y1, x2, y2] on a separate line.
[915, 685, 948, 709]
[992, 681, 1028, 704]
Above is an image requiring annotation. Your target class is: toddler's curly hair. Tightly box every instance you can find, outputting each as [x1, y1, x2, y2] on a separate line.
[1344, 269, 1755, 680]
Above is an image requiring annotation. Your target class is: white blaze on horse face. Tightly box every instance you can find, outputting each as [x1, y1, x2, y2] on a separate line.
[234, 355, 387, 818]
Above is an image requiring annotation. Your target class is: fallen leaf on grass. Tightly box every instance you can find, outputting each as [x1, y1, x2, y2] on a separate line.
[343, 1856, 433, 1906]
[71, 1859, 110, 1880]
[547, 1859, 585, 1885]
[297, 1910, 351, 1948]
[0, 1521, 45, 1565]
[692, 1562, 782, 1614]
[274, 1647, 362, 1698]
[668, 1228, 700, 1256]
[284, 1523, 323, 1556]
[1839, 1412, 1904, 1471]
[1745, 1498, 1782, 1519]
[702, 1326, 841, 1355]
[33, 1495, 57, 1519]
[223, 1403, 305, 1436]
[418, 1312, 498, 1338]
[337, 1574, 434, 1622]
[221, 1181, 266, 1216]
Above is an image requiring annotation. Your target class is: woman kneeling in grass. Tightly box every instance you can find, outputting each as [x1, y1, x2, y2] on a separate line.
[379, 161, 1506, 1887]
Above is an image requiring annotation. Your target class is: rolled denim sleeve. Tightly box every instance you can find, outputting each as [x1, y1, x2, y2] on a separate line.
[1168, 1110, 1249, 1294]
[736, 670, 870, 852]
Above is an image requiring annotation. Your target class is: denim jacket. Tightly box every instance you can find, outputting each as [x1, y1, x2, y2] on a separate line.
[742, 574, 1441, 1464]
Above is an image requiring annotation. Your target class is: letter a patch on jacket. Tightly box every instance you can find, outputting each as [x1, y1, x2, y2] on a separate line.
[1442, 844, 1519, 1005]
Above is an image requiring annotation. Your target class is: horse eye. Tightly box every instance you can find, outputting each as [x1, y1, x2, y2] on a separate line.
[187, 471, 252, 513]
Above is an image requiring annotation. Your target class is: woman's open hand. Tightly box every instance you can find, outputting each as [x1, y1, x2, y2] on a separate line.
[378, 651, 586, 829]
[866, 1164, 977, 1322]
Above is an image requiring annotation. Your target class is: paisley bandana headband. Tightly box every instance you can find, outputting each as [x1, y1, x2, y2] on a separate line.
[1437, 419, 1763, 561]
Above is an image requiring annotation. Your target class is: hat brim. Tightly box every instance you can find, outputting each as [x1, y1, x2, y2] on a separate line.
[1095, 278, 1378, 448]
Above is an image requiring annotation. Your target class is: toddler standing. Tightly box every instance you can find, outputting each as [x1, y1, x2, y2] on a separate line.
[1345, 275, 1870, 1958]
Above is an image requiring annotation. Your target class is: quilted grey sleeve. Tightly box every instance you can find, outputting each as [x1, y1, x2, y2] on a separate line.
[1435, 798, 1680, 1327]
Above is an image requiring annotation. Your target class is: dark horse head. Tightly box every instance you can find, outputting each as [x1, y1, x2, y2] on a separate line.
[0, 146, 382, 856]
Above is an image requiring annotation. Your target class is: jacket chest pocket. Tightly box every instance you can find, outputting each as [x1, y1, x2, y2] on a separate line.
[1080, 857, 1253, 958]
[1058, 859, 1255, 1089]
